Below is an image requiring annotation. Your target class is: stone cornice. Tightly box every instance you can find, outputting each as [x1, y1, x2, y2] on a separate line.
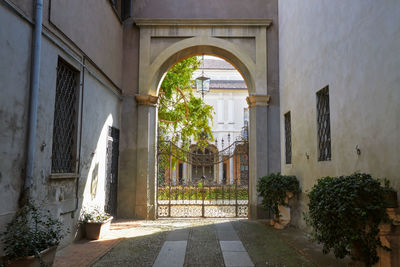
[135, 94, 159, 106]
[134, 18, 272, 27]
[246, 95, 271, 108]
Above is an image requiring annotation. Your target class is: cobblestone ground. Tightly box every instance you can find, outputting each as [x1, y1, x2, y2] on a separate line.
[90, 219, 331, 267]
[55, 218, 349, 267]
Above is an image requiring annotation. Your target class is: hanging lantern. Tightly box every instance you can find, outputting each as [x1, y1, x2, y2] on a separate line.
[196, 55, 210, 99]
[196, 72, 210, 98]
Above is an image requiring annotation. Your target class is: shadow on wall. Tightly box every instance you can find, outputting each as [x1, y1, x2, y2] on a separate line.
[59, 109, 118, 246]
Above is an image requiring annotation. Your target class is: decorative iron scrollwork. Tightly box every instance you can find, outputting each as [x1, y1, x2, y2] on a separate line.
[157, 136, 249, 218]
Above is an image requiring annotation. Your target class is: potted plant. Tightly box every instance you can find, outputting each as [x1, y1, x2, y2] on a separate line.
[382, 178, 398, 209]
[80, 207, 112, 240]
[257, 173, 301, 229]
[1, 201, 66, 267]
[305, 173, 391, 267]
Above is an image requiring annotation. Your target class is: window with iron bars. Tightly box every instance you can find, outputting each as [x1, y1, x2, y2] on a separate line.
[284, 111, 292, 164]
[316, 86, 331, 161]
[51, 59, 79, 173]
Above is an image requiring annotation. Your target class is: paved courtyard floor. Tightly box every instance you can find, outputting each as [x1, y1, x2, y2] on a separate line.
[54, 219, 350, 267]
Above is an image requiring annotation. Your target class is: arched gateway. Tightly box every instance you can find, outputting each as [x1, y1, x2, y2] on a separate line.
[125, 19, 272, 219]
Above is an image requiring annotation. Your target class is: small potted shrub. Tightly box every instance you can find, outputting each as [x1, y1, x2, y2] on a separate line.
[80, 207, 112, 240]
[382, 178, 398, 208]
[305, 173, 391, 267]
[257, 173, 301, 229]
[1, 201, 66, 267]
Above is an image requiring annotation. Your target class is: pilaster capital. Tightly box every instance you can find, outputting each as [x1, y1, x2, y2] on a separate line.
[246, 95, 271, 108]
[135, 94, 159, 106]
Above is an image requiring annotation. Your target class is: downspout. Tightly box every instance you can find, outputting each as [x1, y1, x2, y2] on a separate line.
[23, 0, 43, 202]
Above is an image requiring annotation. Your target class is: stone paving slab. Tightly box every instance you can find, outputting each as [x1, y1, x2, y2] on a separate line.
[215, 222, 235, 231]
[217, 230, 240, 240]
[220, 240, 246, 252]
[153, 241, 187, 267]
[222, 251, 254, 267]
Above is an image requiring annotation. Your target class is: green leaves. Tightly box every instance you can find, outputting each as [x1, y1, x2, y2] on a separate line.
[1, 201, 66, 260]
[158, 57, 214, 146]
[306, 173, 391, 266]
[257, 173, 301, 218]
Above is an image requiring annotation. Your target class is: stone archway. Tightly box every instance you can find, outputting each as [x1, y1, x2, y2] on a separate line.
[123, 19, 272, 219]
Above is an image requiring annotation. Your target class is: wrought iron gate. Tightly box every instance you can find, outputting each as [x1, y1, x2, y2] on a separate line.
[157, 136, 249, 218]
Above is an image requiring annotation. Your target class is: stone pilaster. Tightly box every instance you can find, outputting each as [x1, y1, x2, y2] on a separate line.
[246, 94, 270, 219]
[135, 94, 158, 219]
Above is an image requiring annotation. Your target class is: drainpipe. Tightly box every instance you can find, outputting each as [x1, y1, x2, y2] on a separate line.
[24, 0, 43, 200]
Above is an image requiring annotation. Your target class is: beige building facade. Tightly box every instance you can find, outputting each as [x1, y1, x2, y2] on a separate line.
[279, 0, 400, 230]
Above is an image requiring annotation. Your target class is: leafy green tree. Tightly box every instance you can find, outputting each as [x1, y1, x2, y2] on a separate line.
[158, 57, 214, 147]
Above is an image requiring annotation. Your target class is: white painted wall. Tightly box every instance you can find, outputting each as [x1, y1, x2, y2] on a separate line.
[193, 90, 248, 149]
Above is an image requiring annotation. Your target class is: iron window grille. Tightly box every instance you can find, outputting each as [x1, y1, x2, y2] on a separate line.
[284, 112, 292, 164]
[316, 86, 331, 161]
[51, 59, 79, 173]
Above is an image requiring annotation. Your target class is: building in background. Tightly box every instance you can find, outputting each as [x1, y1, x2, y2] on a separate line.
[169, 56, 249, 186]
[193, 56, 248, 185]
[193, 56, 249, 147]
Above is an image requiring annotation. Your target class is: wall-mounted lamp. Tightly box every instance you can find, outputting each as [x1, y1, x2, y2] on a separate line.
[305, 152, 310, 160]
[355, 145, 361, 155]
[40, 142, 46, 152]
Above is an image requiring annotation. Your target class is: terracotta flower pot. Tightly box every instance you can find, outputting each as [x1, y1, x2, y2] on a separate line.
[85, 216, 113, 240]
[383, 191, 398, 208]
[6, 245, 58, 267]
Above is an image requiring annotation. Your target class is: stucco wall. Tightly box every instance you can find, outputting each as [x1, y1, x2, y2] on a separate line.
[0, 4, 31, 252]
[78, 67, 121, 216]
[279, 0, 400, 228]
[5, 0, 123, 88]
[0, 2, 122, 252]
[134, 0, 274, 19]
[36, 41, 121, 246]
[48, 0, 123, 88]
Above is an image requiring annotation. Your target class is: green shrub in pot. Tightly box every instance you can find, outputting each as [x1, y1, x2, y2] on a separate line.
[1, 201, 66, 266]
[257, 173, 301, 219]
[305, 173, 392, 266]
